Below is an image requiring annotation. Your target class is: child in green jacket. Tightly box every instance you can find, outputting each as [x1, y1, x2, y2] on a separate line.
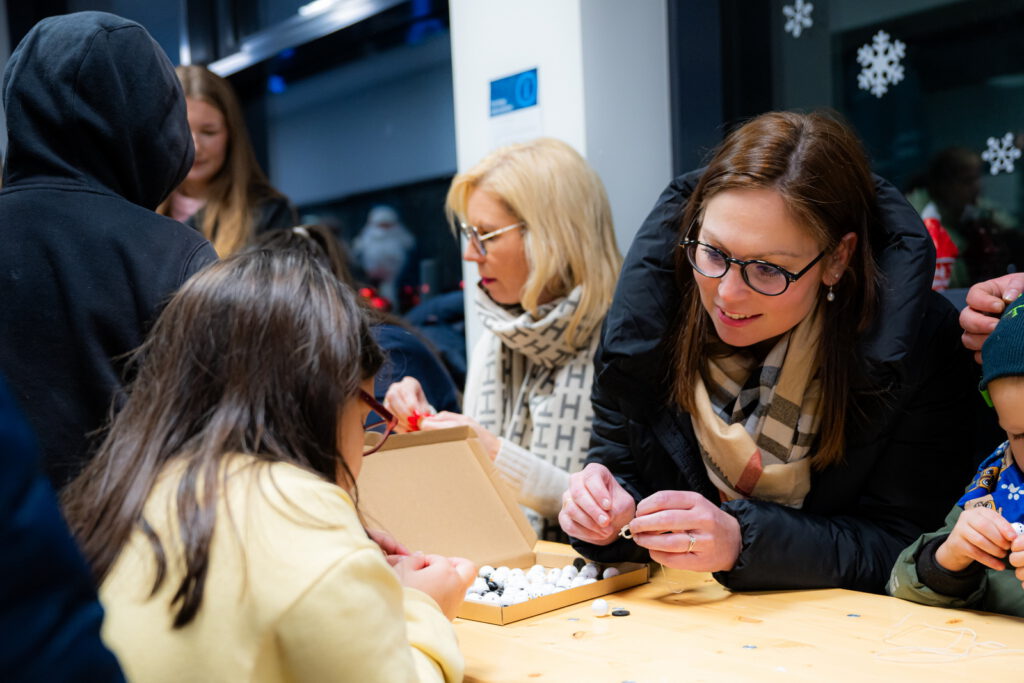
[888, 296, 1024, 617]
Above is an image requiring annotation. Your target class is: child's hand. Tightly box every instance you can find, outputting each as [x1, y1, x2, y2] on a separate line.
[1009, 533, 1024, 590]
[935, 507, 1017, 572]
[393, 553, 476, 620]
[365, 527, 409, 558]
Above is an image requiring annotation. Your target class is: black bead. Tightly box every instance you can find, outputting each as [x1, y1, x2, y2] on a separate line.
[611, 609, 630, 617]
[486, 580, 499, 592]
[573, 557, 586, 570]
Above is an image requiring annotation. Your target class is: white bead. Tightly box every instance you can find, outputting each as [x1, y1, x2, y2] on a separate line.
[591, 598, 609, 616]
[509, 568, 526, 581]
[579, 563, 599, 580]
[570, 575, 588, 588]
[481, 592, 500, 604]
[465, 593, 486, 603]
[506, 576, 528, 592]
[479, 565, 495, 578]
[545, 568, 561, 584]
[561, 565, 579, 581]
[602, 567, 621, 580]
[500, 589, 529, 606]
[492, 567, 510, 585]
[526, 567, 547, 583]
[525, 584, 546, 599]
[467, 577, 488, 595]
[536, 584, 556, 596]
[1014, 522, 1024, 536]
[556, 576, 573, 590]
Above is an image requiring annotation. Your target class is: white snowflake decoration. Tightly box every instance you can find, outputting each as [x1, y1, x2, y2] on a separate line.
[856, 30, 906, 98]
[1002, 482, 1022, 501]
[981, 132, 1021, 175]
[783, 0, 814, 38]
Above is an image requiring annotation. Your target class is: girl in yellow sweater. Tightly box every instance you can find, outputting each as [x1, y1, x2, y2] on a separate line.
[62, 248, 473, 681]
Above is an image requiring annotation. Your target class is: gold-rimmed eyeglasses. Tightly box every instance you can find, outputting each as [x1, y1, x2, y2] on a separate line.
[458, 220, 524, 256]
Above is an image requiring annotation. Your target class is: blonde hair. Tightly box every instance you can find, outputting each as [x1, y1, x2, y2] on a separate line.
[158, 65, 284, 256]
[446, 138, 622, 347]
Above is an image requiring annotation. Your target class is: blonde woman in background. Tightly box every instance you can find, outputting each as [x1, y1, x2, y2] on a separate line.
[385, 138, 622, 538]
[159, 65, 296, 256]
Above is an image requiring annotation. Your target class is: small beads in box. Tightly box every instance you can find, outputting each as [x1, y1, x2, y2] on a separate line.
[464, 560, 620, 606]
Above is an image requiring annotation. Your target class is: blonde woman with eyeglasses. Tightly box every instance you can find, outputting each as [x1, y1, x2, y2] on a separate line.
[385, 138, 622, 538]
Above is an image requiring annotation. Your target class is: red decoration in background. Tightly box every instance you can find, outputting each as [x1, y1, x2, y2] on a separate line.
[924, 216, 959, 291]
[357, 286, 393, 312]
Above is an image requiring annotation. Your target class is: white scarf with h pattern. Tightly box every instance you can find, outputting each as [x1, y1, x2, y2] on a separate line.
[465, 284, 598, 487]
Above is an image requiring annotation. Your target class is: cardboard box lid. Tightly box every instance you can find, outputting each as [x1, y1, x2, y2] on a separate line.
[357, 426, 539, 568]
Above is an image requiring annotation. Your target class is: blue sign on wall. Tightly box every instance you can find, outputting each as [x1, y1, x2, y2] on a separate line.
[489, 68, 538, 117]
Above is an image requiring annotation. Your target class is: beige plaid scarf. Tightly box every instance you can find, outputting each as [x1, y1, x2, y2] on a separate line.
[691, 307, 824, 508]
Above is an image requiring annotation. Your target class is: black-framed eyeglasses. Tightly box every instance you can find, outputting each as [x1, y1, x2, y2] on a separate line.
[458, 220, 524, 256]
[679, 237, 826, 297]
[359, 389, 397, 456]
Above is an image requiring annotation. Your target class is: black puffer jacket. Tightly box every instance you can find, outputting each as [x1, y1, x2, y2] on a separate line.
[0, 13, 217, 488]
[571, 170, 994, 593]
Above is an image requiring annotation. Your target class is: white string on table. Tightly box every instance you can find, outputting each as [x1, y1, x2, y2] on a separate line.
[874, 613, 1024, 663]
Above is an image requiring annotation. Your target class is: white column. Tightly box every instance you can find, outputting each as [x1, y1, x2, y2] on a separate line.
[449, 0, 672, 356]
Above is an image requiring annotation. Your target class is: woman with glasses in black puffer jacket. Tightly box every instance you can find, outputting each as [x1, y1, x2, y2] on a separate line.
[560, 111, 996, 594]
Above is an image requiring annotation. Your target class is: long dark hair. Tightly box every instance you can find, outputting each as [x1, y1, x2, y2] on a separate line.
[673, 111, 883, 469]
[62, 248, 383, 626]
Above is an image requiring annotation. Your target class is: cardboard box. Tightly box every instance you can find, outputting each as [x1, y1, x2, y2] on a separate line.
[357, 426, 649, 624]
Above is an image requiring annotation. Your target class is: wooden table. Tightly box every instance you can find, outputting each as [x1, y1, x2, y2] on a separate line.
[454, 543, 1024, 681]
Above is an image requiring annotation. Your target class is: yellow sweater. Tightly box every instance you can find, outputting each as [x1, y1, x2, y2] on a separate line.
[99, 456, 463, 682]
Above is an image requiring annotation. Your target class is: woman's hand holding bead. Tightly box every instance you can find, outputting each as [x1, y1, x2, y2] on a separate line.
[628, 491, 741, 572]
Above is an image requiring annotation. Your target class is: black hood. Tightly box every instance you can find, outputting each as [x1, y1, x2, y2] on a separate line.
[2, 11, 194, 209]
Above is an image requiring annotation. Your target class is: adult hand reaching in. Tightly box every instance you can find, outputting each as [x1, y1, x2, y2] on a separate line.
[961, 273, 1024, 363]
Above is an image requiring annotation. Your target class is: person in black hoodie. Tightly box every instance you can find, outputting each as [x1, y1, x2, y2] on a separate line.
[560, 111, 993, 593]
[0, 12, 217, 489]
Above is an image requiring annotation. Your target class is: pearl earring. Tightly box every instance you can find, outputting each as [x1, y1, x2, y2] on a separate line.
[826, 273, 840, 302]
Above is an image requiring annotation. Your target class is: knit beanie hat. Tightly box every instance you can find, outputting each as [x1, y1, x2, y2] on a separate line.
[981, 294, 1024, 393]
